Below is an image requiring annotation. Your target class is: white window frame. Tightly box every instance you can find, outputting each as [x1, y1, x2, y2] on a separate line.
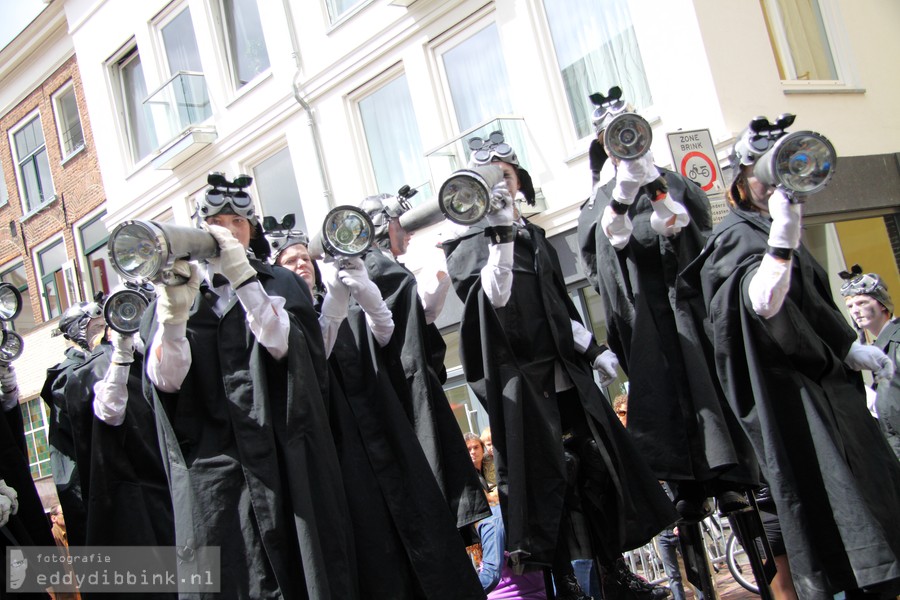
[74, 208, 116, 300]
[760, 0, 860, 92]
[10, 109, 57, 215]
[0, 160, 9, 207]
[51, 80, 86, 161]
[33, 234, 71, 320]
[21, 397, 52, 479]
[214, 0, 272, 93]
[323, 0, 373, 28]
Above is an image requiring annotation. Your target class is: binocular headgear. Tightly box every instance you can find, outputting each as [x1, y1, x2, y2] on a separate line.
[839, 264, 894, 314]
[589, 86, 628, 136]
[198, 172, 257, 224]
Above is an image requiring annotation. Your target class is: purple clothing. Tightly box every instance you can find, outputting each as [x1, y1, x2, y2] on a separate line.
[487, 562, 547, 600]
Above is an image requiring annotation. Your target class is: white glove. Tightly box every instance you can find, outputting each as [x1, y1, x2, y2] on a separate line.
[767, 189, 802, 250]
[337, 257, 394, 346]
[485, 181, 515, 227]
[110, 331, 135, 365]
[612, 152, 660, 204]
[156, 260, 201, 325]
[0, 362, 18, 411]
[592, 349, 619, 387]
[649, 195, 690, 237]
[204, 224, 257, 288]
[845, 341, 895, 383]
[319, 258, 350, 321]
[600, 205, 633, 250]
[0, 479, 17, 526]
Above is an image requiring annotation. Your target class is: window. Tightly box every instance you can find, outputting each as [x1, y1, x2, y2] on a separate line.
[21, 398, 51, 478]
[162, 8, 203, 73]
[761, 0, 838, 81]
[253, 147, 306, 233]
[543, 0, 652, 139]
[0, 162, 8, 207]
[0, 263, 36, 334]
[325, 0, 365, 23]
[36, 239, 70, 319]
[358, 75, 431, 201]
[13, 115, 55, 212]
[116, 48, 158, 162]
[221, 0, 270, 88]
[80, 213, 119, 299]
[52, 82, 86, 158]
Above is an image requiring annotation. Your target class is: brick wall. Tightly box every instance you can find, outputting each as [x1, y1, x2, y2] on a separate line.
[0, 54, 106, 326]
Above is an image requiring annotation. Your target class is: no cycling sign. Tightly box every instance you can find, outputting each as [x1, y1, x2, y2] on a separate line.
[667, 129, 725, 195]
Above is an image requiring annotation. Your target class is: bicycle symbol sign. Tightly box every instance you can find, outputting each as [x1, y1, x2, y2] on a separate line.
[680, 151, 717, 192]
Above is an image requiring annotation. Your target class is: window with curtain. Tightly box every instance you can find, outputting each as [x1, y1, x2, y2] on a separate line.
[52, 82, 85, 158]
[21, 398, 51, 478]
[326, 0, 365, 23]
[1, 263, 36, 334]
[161, 8, 211, 127]
[543, 0, 652, 140]
[80, 213, 119, 299]
[761, 0, 837, 80]
[13, 115, 55, 213]
[37, 239, 69, 319]
[358, 75, 431, 202]
[253, 147, 306, 233]
[117, 48, 158, 161]
[162, 8, 203, 73]
[221, 0, 270, 87]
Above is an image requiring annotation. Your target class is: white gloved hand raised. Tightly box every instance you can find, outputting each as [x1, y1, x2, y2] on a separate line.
[600, 204, 633, 250]
[592, 349, 620, 387]
[319, 257, 350, 321]
[485, 181, 515, 228]
[337, 258, 382, 312]
[845, 340, 895, 383]
[203, 224, 257, 288]
[649, 195, 690, 237]
[156, 260, 201, 325]
[0, 479, 18, 526]
[612, 152, 661, 205]
[110, 331, 135, 365]
[767, 189, 802, 250]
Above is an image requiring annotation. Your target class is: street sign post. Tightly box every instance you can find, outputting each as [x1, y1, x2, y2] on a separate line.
[667, 129, 725, 196]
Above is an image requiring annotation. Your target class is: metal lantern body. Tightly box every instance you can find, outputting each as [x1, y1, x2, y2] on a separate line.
[603, 112, 653, 160]
[752, 130, 836, 196]
[0, 282, 22, 322]
[108, 220, 219, 285]
[308, 206, 374, 260]
[104, 282, 156, 334]
[0, 328, 24, 362]
[438, 165, 506, 225]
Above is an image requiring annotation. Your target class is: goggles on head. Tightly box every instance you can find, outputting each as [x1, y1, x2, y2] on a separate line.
[268, 230, 310, 261]
[468, 131, 518, 166]
[199, 172, 257, 221]
[839, 265, 883, 297]
[589, 86, 628, 135]
[732, 113, 796, 167]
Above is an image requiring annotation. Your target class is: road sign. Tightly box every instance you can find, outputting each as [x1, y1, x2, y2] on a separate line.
[667, 129, 725, 195]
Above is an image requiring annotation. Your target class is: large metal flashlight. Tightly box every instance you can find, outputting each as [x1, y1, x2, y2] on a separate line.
[753, 131, 836, 196]
[104, 281, 156, 335]
[437, 165, 507, 225]
[308, 206, 375, 260]
[0, 327, 23, 362]
[603, 112, 653, 161]
[0, 283, 22, 322]
[108, 220, 219, 285]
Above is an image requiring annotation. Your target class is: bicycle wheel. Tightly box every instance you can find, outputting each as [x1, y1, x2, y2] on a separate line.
[726, 532, 759, 594]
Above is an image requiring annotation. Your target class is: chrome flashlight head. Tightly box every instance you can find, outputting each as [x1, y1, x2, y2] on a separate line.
[0, 328, 24, 362]
[753, 130, 836, 196]
[603, 112, 653, 161]
[0, 283, 22, 322]
[308, 206, 374, 260]
[108, 220, 220, 285]
[438, 165, 507, 226]
[104, 281, 156, 335]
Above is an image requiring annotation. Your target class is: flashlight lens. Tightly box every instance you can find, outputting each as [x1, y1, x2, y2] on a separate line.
[0, 329, 24, 362]
[324, 209, 372, 256]
[773, 132, 836, 194]
[0, 284, 22, 321]
[104, 289, 149, 334]
[111, 223, 164, 281]
[604, 113, 652, 160]
[439, 176, 489, 225]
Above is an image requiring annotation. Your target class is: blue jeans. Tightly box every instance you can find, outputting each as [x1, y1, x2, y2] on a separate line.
[572, 559, 601, 599]
[657, 529, 687, 600]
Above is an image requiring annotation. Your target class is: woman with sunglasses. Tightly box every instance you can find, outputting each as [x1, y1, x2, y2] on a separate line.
[144, 174, 357, 599]
[682, 119, 900, 599]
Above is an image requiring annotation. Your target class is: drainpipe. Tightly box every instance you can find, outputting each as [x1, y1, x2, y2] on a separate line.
[282, 0, 334, 209]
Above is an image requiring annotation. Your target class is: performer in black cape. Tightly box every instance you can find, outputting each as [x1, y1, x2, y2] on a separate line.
[681, 117, 900, 598]
[577, 90, 758, 519]
[443, 134, 678, 600]
[143, 174, 357, 599]
[356, 193, 490, 531]
[271, 229, 486, 600]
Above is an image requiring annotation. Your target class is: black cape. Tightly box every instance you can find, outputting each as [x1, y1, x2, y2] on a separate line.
[328, 311, 486, 599]
[681, 207, 900, 597]
[444, 222, 677, 566]
[359, 249, 490, 529]
[40, 346, 90, 547]
[577, 170, 758, 486]
[144, 261, 358, 600]
[873, 318, 900, 459]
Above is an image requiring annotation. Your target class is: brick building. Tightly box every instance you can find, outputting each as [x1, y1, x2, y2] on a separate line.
[0, 2, 112, 506]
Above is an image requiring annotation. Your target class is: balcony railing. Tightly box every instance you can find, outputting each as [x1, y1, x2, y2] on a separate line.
[143, 71, 212, 148]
